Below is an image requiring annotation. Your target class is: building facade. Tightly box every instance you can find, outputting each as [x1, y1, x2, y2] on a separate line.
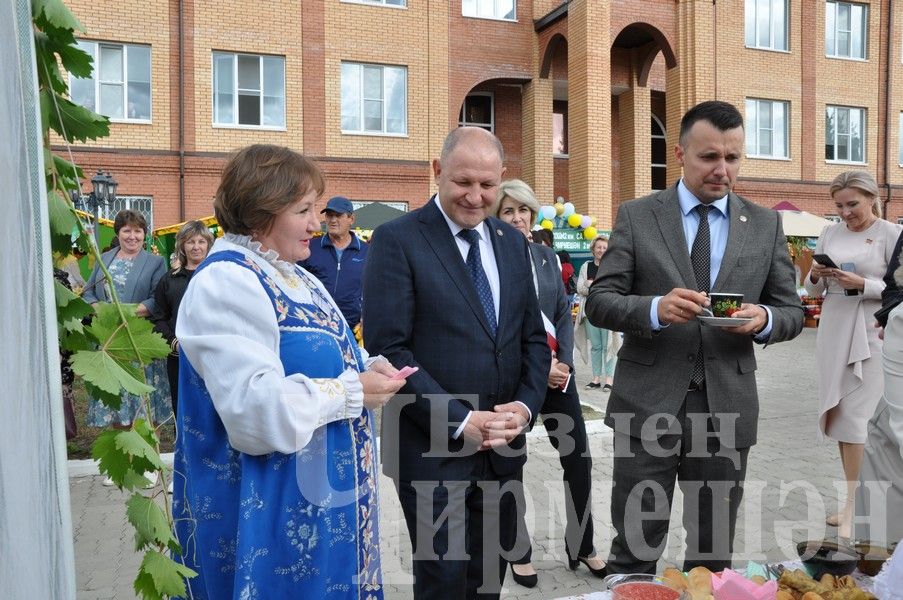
[57, 0, 903, 229]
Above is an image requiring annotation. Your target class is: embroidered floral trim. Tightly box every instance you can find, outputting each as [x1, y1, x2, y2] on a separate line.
[224, 233, 299, 281]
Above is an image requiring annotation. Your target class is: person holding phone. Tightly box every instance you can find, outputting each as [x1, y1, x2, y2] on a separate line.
[805, 170, 903, 537]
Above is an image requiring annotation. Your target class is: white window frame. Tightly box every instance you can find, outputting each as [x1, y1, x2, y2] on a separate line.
[825, 1, 868, 60]
[341, 0, 406, 7]
[899, 112, 903, 166]
[71, 40, 152, 123]
[824, 214, 843, 223]
[745, 98, 790, 159]
[212, 52, 286, 130]
[825, 105, 867, 164]
[341, 62, 408, 136]
[651, 114, 667, 191]
[98, 195, 155, 231]
[462, 0, 517, 22]
[744, 0, 789, 52]
[458, 92, 494, 132]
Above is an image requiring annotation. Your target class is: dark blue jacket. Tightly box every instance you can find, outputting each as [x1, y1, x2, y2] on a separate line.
[301, 232, 368, 327]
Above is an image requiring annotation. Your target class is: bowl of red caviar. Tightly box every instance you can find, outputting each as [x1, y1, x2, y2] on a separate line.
[603, 574, 685, 600]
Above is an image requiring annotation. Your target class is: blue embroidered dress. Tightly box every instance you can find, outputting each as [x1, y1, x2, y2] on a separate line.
[173, 237, 382, 599]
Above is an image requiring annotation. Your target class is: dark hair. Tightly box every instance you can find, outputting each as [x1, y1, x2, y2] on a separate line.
[557, 250, 571, 264]
[679, 101, 744, 145]
[532, 228, 554, 247]
[214, 144, 325, 236]
[113, 209, 147, 235]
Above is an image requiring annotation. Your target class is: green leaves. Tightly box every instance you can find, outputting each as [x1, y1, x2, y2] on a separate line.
[47, 189, 78, 253]
[45, 93, 110, 143]
[126, 495, 180, 553]
[54, 279, 92, 335]
[89, 302, 170, 363]
[32, 0, 84, 32]
[91, 420, 162, 490]
[134, 551, 196, 600]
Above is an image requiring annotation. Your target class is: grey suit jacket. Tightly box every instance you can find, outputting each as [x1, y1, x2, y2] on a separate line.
[82, 248, 166, 313]
[529, 243, 575, 367]
[584, 186, 803, 447]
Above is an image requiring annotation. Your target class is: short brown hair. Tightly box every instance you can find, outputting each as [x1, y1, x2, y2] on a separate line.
[214, 144, 325, 235]
[829, 170, 882, 219]
[113, 209, 147, 235]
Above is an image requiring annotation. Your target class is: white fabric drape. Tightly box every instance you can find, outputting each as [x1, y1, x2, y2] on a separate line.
[0, 0, 76, 597]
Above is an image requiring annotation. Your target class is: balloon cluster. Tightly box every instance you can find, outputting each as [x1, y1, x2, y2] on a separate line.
[538, 198, 598, 240]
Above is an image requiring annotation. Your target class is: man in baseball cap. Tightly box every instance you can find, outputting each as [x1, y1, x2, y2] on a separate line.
[300, 196, 369, 328]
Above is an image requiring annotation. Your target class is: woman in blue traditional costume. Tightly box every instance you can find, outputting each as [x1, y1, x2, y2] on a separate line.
[172, 144, 406, 599]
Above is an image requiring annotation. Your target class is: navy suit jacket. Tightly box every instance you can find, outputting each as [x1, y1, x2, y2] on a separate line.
[362, 198, 550, 481]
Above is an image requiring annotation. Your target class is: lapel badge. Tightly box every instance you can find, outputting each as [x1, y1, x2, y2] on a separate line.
[866, 238, 874, 244]
[496, 229, 504, 236]
[542, 258, 548, 267]
[739, 215, 748, 223]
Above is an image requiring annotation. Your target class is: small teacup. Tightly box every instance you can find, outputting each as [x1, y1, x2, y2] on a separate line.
[709, 293, 743, 318]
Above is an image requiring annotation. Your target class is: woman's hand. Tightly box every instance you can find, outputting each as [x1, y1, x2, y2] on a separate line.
[359, 370, 406, 410]
[809, 262, 833, 283]
[135, 302, 150, 317]
[832, 269, 865, 292]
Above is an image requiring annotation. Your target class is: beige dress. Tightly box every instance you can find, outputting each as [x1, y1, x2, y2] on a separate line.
[805, 219, 903, 442]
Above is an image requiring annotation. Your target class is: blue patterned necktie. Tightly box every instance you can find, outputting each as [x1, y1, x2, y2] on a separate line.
[690, 204, 712, 387]
[458, 228, 497, 336]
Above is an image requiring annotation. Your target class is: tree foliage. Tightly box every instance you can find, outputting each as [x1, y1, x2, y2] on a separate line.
[34, 0, 194, 595]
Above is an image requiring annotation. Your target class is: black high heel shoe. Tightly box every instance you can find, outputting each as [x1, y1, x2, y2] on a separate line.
[509, 563, 538, 588]
[567, 555, 607, 579]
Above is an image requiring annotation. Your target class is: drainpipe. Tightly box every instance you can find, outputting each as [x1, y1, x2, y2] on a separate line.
[883, 0, 893, 217]
[178, 0, 186, 221]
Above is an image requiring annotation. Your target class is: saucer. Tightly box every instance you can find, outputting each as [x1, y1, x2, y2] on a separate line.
[698, 315, 753, 327]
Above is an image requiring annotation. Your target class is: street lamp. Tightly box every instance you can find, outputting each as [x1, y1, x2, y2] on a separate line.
[71, 170, 118, 247]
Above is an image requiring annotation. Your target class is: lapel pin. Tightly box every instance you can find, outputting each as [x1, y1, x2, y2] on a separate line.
[496, 229, 503, 236]
[542, 258, 548, 267]
[739, 215, 747, 223]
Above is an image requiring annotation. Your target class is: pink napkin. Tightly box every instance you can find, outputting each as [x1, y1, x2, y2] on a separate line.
[712, 569, 777, 600]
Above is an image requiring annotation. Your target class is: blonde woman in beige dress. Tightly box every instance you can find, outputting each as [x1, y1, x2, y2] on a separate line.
[805, 170, 903, 538]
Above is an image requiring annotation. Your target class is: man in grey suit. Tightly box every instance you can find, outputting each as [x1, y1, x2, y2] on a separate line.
[585, 101, 804, 573]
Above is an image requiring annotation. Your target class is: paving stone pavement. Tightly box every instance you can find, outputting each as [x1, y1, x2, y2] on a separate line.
[72, 328, 848, 599]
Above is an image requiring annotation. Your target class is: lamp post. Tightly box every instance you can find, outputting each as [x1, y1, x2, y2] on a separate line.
[71, 170, 118, 248]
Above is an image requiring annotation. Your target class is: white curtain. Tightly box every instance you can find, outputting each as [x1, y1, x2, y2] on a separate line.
[0, 0, 76, 597]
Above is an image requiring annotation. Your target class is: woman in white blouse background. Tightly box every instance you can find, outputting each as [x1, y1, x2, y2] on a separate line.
[171, 144, 405, 599]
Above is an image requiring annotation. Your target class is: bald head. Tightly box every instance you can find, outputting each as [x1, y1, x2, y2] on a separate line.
[440, 127, 505, 166]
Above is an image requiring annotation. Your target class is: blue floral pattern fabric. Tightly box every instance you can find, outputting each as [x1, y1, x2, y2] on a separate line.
[86, 256, 173, 427]
[173, 251, 382, 599]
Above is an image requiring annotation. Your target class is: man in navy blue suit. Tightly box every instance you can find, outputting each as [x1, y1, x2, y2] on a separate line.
[363, 127, 549, 599]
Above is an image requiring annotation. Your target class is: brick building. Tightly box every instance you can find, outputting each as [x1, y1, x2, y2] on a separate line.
[58, 0, 903, 229]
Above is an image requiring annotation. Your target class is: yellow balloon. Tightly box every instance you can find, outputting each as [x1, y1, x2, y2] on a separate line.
[591, 216, 598, 226]
[540, 219, 554, 230]
[583, 226, 598, 240]
[567, 214, 583, 228]
[554, 203, 565, 216]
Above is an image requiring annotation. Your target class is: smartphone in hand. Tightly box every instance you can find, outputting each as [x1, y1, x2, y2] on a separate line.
[812, 253, 839, 269]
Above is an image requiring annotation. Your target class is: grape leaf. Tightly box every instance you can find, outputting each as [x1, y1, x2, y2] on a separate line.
[83, 379, 121, 410]
[60, 328, 92, 352]
[136, 551, 196, 598]
[55, 279, 93, 322]
[92, 431, 159, 490]
[71, 349, 155, 398]
[32, 0, 84, 33]
[88, 303, 170, 364]
[48, 190, 77, 253]
[126, 494, 179, 552]
[115, 430, 164, 470]
[47, 95, 110, 143]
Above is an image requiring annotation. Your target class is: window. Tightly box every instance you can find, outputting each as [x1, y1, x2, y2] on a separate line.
[553, 101, 569, 156]
[825, 214, 843, 223]
[826, 106, 866, 162]
[212, 52, 285, 128]
[70, 41, 151, 121]
[343, 0, 405, 5]
[462, 0, 516, 21]
[651, 115, 667, 191]
[341, 62, 407, 135]
[459, 93, 493, 131]
[826, 1, 868, 59]
[745, 99, 789, 158]
[899, 113, 903, 164]
[745, 0, 788, 51]
[98, 196, 155, 231]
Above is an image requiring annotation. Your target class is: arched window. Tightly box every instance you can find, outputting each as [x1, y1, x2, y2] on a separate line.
[651, 115, 667, 191]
